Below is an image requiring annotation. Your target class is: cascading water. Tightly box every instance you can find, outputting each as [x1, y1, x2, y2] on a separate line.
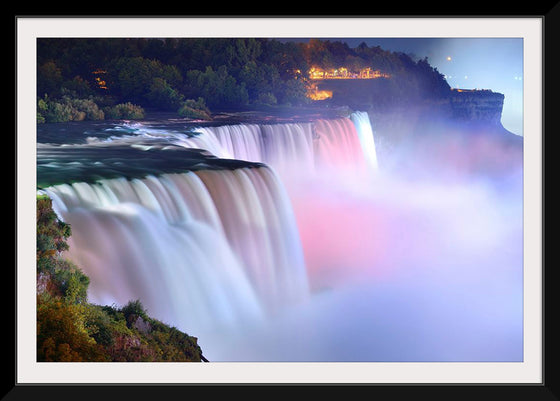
[351, 110, 379, 171]
[38, 112, 378, 354]
[189, 113, 374, 178]
[43, 165, 309, 334]
[37, 109, 523, 362]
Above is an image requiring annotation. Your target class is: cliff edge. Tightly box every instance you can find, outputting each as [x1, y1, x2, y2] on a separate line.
[448, 88, 505, 126]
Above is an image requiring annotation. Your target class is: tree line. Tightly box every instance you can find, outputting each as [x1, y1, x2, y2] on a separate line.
[37, 38, 451, 122]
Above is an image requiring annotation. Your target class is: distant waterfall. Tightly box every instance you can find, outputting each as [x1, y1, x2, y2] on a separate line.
[43, 166, 308, 333]
[351, 111, 379, 171]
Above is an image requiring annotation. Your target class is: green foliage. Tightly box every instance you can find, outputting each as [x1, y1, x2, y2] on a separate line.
[110, 56, 183, 106]
[277, 78, 310, 107]
[53, 266, 90, 304]
[66, 97, 105, 120]
[36, 196, 89, 303]
[104, 102, 146, 120]
[238, 61, 284, 106]
[63, 76, 95, 98]
[177, 97, 212, 120]
[255, 92, 277, 106]
[146, 77, 185, 111]
[37, 95, 105, 123]
[37, 61, 63, 98]
[40, 98, 79, 123]
[36, 196, 71, 261]
[37, 296, 110, 362]
[121, 299, 148, 322]
[184, 66, 249, 109]
[37, 94, 145, 123]
[37, 97, 48, 123]
[82, 304, 130, 347]
[36, 194, 205, 362]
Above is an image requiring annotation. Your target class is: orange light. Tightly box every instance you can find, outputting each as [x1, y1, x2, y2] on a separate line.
[308, 66, 389, 80]
[308, 90, 333, 100]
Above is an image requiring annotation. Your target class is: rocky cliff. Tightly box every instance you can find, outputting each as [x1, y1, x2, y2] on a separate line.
[448, 89, 505, 125]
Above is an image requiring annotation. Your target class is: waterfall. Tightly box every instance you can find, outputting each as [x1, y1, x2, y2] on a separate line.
[351, 111, 379, 171]
[189, 113, 376, 176]
[38, 113, 378, 338]
[191, 122, 315, 177]
[43, 166, 308, 334]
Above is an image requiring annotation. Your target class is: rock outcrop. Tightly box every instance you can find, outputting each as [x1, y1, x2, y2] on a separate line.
[448, 89, 505, 125]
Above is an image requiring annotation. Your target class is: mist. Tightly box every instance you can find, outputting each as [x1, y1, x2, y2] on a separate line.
[196, 113, 524, 362]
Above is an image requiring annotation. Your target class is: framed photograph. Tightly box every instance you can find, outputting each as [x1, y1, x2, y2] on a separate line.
[14, 12, 550, 397]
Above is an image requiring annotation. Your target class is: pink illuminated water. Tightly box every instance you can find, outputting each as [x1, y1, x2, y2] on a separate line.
[42, 111, 523, 362]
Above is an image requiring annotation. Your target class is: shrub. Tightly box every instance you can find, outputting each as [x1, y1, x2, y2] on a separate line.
[82, 304, 130, 347]
[65, 97, 105, 120]
[177, 97, 212, 120]
[37, 97, 48, 123]
[44, 100, 80, 123]
[120, 299, 148, 323]
[37, 297, 109, 362]
[36, 196, 71, 264]
[53, 264, 90, 304]
[104, 102, 145, 120]
[38, 95, 105, 123]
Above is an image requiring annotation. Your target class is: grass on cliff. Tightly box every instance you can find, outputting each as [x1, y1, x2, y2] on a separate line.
[36, 195, 206, 362]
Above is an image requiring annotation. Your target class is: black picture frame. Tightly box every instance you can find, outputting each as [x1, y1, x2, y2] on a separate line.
[11, 6, 554, 399]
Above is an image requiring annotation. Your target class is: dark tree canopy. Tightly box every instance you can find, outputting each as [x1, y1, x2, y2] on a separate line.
[36, 37, 450, 121]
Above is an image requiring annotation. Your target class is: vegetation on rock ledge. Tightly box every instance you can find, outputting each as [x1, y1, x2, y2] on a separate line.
[36, 195, 206, 362]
